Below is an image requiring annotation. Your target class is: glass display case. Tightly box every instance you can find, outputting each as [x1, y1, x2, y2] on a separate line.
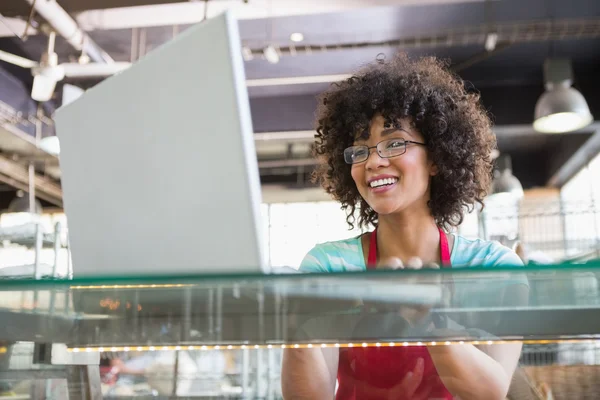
[1, 261, 600, 399]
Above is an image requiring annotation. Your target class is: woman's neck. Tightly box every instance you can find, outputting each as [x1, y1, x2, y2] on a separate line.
[376, 211, 441, 265]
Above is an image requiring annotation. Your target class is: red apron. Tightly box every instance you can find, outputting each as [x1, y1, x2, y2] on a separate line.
[336, 227, 454, 400]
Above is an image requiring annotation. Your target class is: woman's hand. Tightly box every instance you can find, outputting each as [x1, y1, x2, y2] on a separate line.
[386, 357, 440, 400]
[376, 257, 442, 325]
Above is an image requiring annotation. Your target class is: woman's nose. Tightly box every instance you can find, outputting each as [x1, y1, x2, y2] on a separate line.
[364, 148, 390, 170]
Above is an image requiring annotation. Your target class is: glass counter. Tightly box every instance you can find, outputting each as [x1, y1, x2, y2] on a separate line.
[1, 261, 600, 399]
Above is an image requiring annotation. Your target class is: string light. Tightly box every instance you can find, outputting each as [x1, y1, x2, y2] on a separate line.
[66, 338, 599, 353]
[70, 283, 193, 290]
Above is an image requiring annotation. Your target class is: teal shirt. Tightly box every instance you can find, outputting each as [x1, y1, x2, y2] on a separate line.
[300, 233, 528, 307]
[300, 233, 524, 272]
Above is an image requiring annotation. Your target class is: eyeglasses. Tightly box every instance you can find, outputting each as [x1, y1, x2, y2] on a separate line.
[343, 138, 426, 164]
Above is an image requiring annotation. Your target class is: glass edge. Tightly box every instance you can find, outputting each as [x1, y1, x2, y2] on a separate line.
[0, 260, 599, 288]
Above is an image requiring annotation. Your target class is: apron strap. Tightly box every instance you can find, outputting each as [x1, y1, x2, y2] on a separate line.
[367, 228, 378, 268]
[367, 227, 451, 269]
[439, 226, 451, 267]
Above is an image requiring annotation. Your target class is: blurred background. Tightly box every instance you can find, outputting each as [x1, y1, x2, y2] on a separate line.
[0, 0, 599, 398]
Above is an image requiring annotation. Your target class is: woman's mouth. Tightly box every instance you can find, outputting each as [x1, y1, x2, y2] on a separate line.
[368, 177, 399, 193]
[369, 177, 399, 188]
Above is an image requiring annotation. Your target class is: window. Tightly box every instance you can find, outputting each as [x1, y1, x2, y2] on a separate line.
[262, 202, 363, 268]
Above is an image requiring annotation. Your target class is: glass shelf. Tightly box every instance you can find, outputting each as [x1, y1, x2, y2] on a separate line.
[1, 261, 600, 350]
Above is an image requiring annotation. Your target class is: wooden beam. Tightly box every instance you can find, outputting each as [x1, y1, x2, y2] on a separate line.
[0, 155, 62, 206]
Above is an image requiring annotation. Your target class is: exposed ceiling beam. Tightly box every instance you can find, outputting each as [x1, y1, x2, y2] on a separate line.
[0, 154, 62, 206]
[247, 74, 351, 87]
[254, 131, 315, 142]
[495, 122, 600, 137]
[27, 17, 598, 84]
[0, 13, 37, 38]
[73, 0, 489, 31]
[253, 124, 600, 143]
[548, 128, 600, 188]
[246, 18, 600, 58]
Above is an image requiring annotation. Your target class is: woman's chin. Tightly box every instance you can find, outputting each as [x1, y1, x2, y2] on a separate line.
[371, 203, 403, 216]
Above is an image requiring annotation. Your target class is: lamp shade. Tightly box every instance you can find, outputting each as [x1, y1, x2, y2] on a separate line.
[491, 169, 524, 198]
[533, 83, 594, 133]
[31, 74, 57, 102]
[489, 155, 524, 199]
[7, 193, 42, 214]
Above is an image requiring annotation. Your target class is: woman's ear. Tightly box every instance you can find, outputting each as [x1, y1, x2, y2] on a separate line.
[429, 162, 439, 176]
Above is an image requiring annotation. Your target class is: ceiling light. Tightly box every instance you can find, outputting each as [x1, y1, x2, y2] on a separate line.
[484, 33, 497, 52]
[7, 191, 42, 214]
[489, 155, 523, 199]
[290, 32, 304, 42]
[533, 59, 593, 133]
[31, 74, 58, 102]
[263, 45, 280, 64]
[491, 170, 524, 198]
[242, 46, 253, 61]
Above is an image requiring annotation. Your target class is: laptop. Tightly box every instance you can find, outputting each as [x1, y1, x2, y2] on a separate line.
[54, 11, 268, 277]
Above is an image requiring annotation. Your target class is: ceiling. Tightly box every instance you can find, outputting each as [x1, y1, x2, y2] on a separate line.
[0, 0, 599, 207]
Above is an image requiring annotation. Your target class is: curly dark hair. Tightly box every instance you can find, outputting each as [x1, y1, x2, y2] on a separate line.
[313, 53, 496, 230]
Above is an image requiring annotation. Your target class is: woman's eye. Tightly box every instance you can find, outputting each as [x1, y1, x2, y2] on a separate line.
[386, 140, 404, 149]
[355, 148, 368, 157]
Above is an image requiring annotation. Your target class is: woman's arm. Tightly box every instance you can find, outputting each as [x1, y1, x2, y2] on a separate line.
[428, 283, 529, 400]
[281, 347, 338, 400]
[428, 341, 521, 400]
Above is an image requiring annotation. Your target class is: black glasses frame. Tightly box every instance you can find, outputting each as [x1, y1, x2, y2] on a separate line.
[344, 138, 426, 165]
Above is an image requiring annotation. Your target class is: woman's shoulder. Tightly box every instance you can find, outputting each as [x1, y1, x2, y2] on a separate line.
[299, 235, 366, 273]
[451, 234, 524, 268]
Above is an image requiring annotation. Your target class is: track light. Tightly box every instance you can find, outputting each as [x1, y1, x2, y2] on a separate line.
[263, 45, 279, 64]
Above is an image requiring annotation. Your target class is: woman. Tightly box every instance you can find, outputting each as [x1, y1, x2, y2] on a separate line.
[281, 54, 528, 400]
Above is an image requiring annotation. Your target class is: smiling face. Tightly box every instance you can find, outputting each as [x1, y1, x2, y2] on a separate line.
[350, 114, 436, 217]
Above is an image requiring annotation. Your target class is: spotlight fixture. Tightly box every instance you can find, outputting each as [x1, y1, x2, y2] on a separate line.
[290, 32, 304, 42]
[263, 45, 280, 64]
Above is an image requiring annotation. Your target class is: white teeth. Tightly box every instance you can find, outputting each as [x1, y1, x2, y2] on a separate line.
[369, 177, 398, 188]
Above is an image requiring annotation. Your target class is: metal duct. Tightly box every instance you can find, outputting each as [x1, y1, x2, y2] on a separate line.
[21, 0, 113, 64]
[246, 18, 600, 58]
